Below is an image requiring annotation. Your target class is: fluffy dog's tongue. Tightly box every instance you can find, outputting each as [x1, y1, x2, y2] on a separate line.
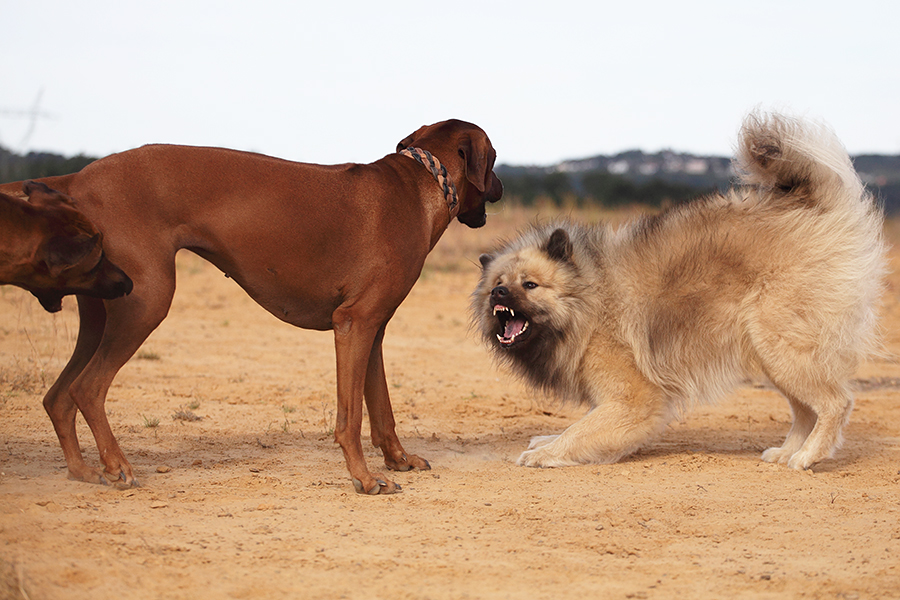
[504, 316, 527, 339]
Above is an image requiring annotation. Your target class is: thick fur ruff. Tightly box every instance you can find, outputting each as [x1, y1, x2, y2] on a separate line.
[472, 112, 887, 470]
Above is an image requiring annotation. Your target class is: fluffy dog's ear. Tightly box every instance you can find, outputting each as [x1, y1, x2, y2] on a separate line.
[545, 229, 573, 263]
[458, 133, 495, 194]
[479, 253, 494, 269]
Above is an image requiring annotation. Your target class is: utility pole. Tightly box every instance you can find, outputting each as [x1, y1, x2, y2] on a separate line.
[0, 88, 54, 182]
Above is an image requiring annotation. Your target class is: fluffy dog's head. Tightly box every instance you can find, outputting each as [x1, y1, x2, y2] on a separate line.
[471, 225, 597, 393]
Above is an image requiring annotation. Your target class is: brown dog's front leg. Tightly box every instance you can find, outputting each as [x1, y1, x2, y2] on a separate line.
[70, 372, 139, 488]
[44, 297, 129, 486]
[332, 312, 401, 495]
[44, 391, 103, 484]
[364, 326, 430, 472]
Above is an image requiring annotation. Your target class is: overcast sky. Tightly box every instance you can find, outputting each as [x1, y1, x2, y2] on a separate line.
[1, 1, 897, 166]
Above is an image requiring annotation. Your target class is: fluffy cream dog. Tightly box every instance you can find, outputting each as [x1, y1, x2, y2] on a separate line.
[472, 112, 887, 470]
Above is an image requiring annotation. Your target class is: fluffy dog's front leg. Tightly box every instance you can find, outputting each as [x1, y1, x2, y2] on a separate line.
[517, 369, 671, 468]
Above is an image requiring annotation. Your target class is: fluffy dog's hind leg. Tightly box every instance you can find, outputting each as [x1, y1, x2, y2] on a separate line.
[761, 395, 817, 464]
[786, 386, 853, 470]
[763, 378, 853, 469]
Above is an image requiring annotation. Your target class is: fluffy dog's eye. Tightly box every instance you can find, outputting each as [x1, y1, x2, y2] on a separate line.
[523, 281, 538, 290]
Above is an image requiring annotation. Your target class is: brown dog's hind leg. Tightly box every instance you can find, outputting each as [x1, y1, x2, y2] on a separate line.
[364, 324, 430, 472]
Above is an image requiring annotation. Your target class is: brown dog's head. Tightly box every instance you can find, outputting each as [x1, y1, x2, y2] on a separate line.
[1, 181, 133, 312]
[397, 119, 503, 228]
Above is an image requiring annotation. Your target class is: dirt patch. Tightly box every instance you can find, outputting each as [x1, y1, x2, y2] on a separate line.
[2, 206, 899, 599]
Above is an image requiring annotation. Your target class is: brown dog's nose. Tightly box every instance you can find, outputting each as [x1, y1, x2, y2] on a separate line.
[99, 261, 134, 298]
[491, 285, 509, 300]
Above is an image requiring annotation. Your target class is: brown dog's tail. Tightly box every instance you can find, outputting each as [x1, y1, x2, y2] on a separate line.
[734, 111, 870, 213]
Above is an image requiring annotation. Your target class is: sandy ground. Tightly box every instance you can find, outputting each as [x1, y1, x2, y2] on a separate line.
[1, 205, 899, 600]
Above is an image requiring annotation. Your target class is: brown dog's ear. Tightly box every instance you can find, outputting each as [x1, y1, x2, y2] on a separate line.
[545, 229, 573, 263]
[23, 180, 74, 207]
[478, 253, 494, 269]
[458, 133, 495, 194]
[397, 125, 428, 152]
[23, 180, 52, 199]
[44, 233, 100, 276]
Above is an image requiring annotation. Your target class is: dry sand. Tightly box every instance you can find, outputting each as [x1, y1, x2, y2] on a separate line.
[1, 206, 898, 599]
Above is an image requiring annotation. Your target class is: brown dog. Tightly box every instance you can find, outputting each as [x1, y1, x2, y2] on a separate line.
[0, 180, 132, 310]
[0, 119, 502, 494]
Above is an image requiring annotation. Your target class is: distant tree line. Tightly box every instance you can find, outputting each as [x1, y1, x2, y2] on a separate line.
[0, 146, 96, 184]
[495, 166, 721, 208]
[3, 143, 899, 213]
[496, 152, 900, 213]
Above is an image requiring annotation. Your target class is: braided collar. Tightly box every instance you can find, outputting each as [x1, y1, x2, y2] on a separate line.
[398, 147, 459, 217]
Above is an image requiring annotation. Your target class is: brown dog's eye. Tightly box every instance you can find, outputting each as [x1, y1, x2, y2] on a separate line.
[523, 281, 538, 290]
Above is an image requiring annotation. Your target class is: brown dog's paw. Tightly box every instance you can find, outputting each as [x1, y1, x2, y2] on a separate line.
[384, 453, 431, 472]
[67, 465, 139, 488]
[67, 465, 108, 486]
[352, 476, 402, 495]
[102, 469, 140, 490]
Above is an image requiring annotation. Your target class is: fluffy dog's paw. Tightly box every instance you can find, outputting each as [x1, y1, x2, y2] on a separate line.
[762, 446, 819, 470]
[517, 443, 580, 468]
[527, 435, 559, 450]
[761, 446, 791, 464]
[786, 449, 821, 471]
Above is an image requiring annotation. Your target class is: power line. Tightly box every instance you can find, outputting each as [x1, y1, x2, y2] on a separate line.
[0, 88, 55, 151]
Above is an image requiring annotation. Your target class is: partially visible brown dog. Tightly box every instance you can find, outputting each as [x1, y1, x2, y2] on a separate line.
[0, 120, 502, 493]
[0, 180, 132, 310]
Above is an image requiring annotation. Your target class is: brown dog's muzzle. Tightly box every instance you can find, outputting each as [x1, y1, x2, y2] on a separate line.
[487, 174, 504, 203]
[458, 174, 503, 228]
[32, 256, 134, 313]
[97, 260, 135, 299]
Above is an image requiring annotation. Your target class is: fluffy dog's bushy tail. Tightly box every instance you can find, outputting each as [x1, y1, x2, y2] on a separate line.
[737, 111, 887, 363]
[735, 111, 869, 212]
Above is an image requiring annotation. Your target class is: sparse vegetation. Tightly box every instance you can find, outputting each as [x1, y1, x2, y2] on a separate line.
[172, 407, 202, 422]
[321, 402, 334, 436]
[0, 367, 46, 396]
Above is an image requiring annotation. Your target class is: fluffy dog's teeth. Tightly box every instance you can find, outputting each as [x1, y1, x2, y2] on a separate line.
[510, 308, 515, 317]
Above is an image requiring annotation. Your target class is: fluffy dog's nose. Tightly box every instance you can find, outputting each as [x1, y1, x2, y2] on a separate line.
[491, 285, 509, 300]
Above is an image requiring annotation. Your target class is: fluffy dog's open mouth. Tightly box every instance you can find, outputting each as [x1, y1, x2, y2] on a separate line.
[493, 304, 530, 346]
